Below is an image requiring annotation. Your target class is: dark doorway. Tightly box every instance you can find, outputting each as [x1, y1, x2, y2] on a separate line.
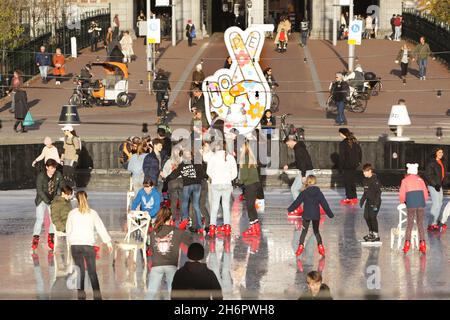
[353, 0, 380, 17]
[212, 0, 237, 33]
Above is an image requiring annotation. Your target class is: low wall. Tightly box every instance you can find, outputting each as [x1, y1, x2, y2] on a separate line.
[0, 140, 448, 190]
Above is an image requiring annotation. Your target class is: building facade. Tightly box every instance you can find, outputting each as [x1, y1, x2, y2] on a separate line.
[68, 0, 411, 40]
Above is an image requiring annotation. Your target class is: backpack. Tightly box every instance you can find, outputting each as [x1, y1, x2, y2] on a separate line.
[190, 26, 196, 38]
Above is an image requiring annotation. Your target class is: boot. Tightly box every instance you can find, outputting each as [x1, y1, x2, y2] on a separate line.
[363, 232, 374, 242]
[31, 235, 40, 250]
[224, 224, 231, 236]
[419, 240, 426, 254]
[403, 240, 411, 254]
[249, 237, 260, 253]
[208, 225, 216, 238]
[253, 222, 261, 235]
[178, 218, 189, 231]
[295, 244, 305, 256]
[242, 224, 257, 237]
[47, 233, 55, 251]
[318, 244, 326, 257]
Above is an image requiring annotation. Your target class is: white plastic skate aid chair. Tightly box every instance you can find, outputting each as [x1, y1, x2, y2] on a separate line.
[390, 203, 419, 250]
[126, 177, 135, 212]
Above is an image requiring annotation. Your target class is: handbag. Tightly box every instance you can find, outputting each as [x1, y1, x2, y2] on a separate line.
[23, 111, 35, 126]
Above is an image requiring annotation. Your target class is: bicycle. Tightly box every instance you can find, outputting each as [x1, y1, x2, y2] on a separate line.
[270, 85, 280, 113]
[326, 90, 368, 113]
[280, 113, 304, 141]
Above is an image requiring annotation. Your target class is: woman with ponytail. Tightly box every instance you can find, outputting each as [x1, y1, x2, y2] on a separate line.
[338, 128, 362, 205]
[146, 207, 192, 300]
[66, 191, 112, 300]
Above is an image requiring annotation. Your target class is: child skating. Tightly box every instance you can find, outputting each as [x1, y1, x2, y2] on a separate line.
[287, 175, 334, 257]
[359, 164, 382, 242]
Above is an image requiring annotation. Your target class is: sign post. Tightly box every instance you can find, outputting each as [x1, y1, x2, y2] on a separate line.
[348, 0, 355, 71]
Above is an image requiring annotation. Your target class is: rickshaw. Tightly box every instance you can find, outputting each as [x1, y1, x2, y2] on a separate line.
[69, 61, 131, 107]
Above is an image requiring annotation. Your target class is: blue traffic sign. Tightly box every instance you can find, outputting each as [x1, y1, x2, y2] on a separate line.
[351, 24, 360, 32]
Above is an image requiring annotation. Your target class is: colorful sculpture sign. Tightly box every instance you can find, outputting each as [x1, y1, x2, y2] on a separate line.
[202, 26, 271, 136]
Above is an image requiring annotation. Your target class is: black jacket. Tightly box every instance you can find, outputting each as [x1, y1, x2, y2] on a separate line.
[289, 141, 313, 177]
[360, 173, 382, 209]
[14, 90, 29, 120]
[35, 171, 64, 206]
[287, 186, 334, 220]
[298, 284, 333, 300]
[330, 80, 349, 102]
[424, 158, 445, 188]
[171, 262, 223, 300]
[339, 139, 362, 170]
[166, 162, 205, 186]
[150, 225, 192, 268]
[143, 151, 168, 185]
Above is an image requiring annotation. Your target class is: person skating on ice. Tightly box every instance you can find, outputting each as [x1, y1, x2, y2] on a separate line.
[399, 163, 429, 254]
[359, 163, 382, 242]
[424, 147, 447, 232]
[338, 128, 362, 205]
[287, 175, 334, 257]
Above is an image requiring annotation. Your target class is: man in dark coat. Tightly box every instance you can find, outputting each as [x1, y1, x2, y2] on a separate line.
[143, 138, 168, 193]
[32, 159, 64, 251]
[171, 243, 223, 300]
[13, 88, 29, 133]
[330, 73, 349, 126]
[283, 135, 314, 200]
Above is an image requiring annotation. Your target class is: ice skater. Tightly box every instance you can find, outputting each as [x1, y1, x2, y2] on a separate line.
[359, 163, 382, 242]
[287, 175, 334, 257]
[399, 163, 429, 254]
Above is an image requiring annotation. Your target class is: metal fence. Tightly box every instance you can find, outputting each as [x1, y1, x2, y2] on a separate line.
[0, 7, 111, 97]
[402, 8, 450, 66]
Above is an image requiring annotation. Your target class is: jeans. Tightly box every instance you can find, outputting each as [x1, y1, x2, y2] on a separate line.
[90, 37, 98, 52]
[181, 184, 202, 228]
[394, 26, 401, 40]
[418, 59, 427, 78]
[71, 245, 102, 300]
[299, 220, 322, 245]
[406, 208, 425, 241]
[428, 186, 443, 225]
[301, 31, 308, 46]
[146, 265, 177, 300]
[33, 201, 55, 236]
[335, 100, 346, 124]
[290, 170, 314, 200]
[210, 184, 233, 225]
[200, 180, 210, 226]
[188, 37, 193, 46]
[10, 91, 15, 111]
[39, 66, 48, 79]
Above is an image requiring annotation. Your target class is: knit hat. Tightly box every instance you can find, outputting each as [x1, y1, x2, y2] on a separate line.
[187, 242, 204, 261]
[406, 163, 418, 175]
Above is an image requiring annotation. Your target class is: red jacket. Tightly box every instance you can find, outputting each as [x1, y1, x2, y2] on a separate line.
[399, 174, 429, 208]
[393, 18, 402, 27]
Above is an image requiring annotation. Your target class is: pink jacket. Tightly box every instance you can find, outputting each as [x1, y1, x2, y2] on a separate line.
[399, 174, 429, 208]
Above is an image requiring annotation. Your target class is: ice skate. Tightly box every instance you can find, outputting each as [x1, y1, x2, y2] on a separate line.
[295, 244, 305, 256]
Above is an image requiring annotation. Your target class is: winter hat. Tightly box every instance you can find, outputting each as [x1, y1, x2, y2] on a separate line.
[406, 163, 418, 175]
[187, 242, 204, 261]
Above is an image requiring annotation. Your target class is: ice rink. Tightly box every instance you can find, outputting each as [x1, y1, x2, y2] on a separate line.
[0, 188, 449, 300]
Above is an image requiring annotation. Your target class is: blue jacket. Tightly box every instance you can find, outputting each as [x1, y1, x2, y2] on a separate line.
[288, 186, 334, 220]
[131, 188, 161, 218]
[36, 52, 52, 66]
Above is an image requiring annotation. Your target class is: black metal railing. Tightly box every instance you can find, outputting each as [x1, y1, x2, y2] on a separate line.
[402, 8, 450, 66]
[0, 7, 110, 97]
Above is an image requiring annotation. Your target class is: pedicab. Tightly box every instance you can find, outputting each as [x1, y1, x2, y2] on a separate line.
[69, 61, 131, 107]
